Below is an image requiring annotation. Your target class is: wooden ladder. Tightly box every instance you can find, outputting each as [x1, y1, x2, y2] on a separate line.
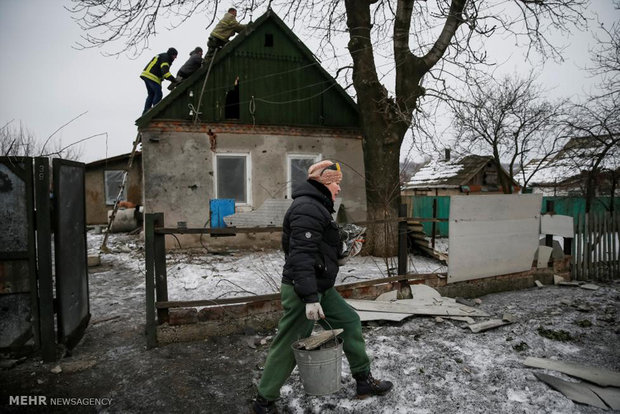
[100, 132, 142, 251]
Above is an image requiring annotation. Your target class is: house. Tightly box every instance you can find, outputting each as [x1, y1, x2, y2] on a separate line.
[402, 154, 520, 197]
[401, 154, 520, 236]
[135, 10, 366, 248]
[85, 152, 142, 225]
[522, 136, 619, 197]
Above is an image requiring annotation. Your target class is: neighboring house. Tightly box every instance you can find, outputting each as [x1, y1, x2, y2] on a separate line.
[402, 154, 520, 197]
[85, 152, 143, 225]
[521, 136, 619, 197]
[135, 10, 366, 248]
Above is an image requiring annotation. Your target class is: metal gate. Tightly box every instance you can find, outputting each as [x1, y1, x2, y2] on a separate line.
[0, 157, 39, 354]
[0, 157, 89, 360]
[53, 159, 90, 348]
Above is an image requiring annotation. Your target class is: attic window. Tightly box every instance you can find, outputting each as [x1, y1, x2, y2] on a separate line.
[264, 33, 274, 47]
[225, 77, 240, 119]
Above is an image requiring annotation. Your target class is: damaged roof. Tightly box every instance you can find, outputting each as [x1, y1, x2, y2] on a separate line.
[403, 154, 502, 189]
[136, 9, 360, 129]
[523, 136, 620, 186]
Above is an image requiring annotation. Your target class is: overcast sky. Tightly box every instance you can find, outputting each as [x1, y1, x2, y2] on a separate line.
[0, 1, 617, 163]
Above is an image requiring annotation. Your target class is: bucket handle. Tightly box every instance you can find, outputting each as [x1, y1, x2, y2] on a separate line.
[318, 319, 339, 347]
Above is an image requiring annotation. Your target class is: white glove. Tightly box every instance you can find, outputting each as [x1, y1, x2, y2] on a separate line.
[305, 303, 325, 320]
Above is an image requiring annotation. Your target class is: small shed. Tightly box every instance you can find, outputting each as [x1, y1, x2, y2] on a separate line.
[135, 10, 366, 248]
[401, 155, 520, 237]
[85, 152, 142, 225]
[402, 154, 520, 197]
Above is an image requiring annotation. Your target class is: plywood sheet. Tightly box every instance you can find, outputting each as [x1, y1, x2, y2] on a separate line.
[448, 194, 542, 283]
[541, 214, 574, 238]
[524, 357, 620, 387]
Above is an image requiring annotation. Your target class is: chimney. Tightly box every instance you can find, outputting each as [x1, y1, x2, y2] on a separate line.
[444, 148, 451, 161]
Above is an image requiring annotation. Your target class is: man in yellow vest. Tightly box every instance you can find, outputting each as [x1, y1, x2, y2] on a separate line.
[205, 8, 246, 59]
[140, 47, 178, 114]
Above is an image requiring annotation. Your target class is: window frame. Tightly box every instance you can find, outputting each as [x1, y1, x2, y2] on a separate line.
[286, 153, 321, 199]
[214, 153, 252, 206]
[104, 170, 127, 206]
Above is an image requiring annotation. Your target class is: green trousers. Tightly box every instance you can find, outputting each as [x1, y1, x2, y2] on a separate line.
[257, 284, 370, 401]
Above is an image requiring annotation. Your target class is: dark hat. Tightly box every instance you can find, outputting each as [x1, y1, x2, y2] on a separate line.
[167, 47, 178, 57]
[190, 47, 203, 56]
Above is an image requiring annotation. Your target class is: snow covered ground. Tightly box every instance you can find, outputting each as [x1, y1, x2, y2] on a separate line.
[1, 232, 617, 413]
[90, 232, 447, 302]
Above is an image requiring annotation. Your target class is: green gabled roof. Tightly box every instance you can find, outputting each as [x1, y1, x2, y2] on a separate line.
[136, 9, 359, 128]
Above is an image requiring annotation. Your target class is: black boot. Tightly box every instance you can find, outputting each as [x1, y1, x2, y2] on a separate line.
[252, 395, 277, 414]
[353, 371, 393, 399]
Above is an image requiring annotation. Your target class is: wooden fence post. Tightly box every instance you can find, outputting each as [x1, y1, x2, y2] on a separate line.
[144, 213, 158, 349]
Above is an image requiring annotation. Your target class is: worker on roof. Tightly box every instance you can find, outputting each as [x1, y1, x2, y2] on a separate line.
[205, 8, 246, 59]
[140, 47, 178, 114]
[168, 47, 203, 90]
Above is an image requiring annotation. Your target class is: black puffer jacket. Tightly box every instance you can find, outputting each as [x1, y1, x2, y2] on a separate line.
[282, 180, 341, 303]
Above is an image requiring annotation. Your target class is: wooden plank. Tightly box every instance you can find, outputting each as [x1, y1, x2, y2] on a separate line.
[534, 373, 607, 410]
[606, 213, 612, 280]
[611, 213, 620, 279]
[345, 299, 489, 317]
[524, 357, 620, 387]
[468, 319, 512, 333]
[293, 329, 343, 350]
[156, 273, 442, 309]
[154, 213, 168, 324]
[575, 214, 582, 281]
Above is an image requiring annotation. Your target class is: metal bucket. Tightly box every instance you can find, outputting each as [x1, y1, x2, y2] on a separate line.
[291, 336, 343, 396]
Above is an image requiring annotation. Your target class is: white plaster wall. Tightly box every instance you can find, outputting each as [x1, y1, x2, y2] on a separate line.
[141, 128, 366, 248]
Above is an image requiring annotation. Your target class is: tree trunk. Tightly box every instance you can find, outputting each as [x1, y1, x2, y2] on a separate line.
[344, 0, 465, 256]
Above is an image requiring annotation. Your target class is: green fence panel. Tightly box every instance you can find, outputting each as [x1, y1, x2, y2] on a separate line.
[410, 196, 450, 236]
[542, 196, 620, 221]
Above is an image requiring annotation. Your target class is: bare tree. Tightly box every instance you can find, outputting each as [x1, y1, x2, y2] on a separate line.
[1, 120, 83, 160]
[560, 2, 620, 212]
[450, 73, 568, 193]
[67, 0, 590, 255]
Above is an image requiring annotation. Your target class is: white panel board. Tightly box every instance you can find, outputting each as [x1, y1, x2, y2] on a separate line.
[448, 194, 542, 283]
[540, 214, 574, 238]
[537, 246, 553, 268]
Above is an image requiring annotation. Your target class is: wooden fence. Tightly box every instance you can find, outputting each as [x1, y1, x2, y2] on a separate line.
[572, 212, 620, 280]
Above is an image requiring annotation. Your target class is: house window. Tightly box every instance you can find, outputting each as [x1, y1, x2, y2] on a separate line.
[287, 154, 320, 198]
[215, 154, 251, 205]
[264, 33, 274, 47]
[104, 170, 127, 205]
